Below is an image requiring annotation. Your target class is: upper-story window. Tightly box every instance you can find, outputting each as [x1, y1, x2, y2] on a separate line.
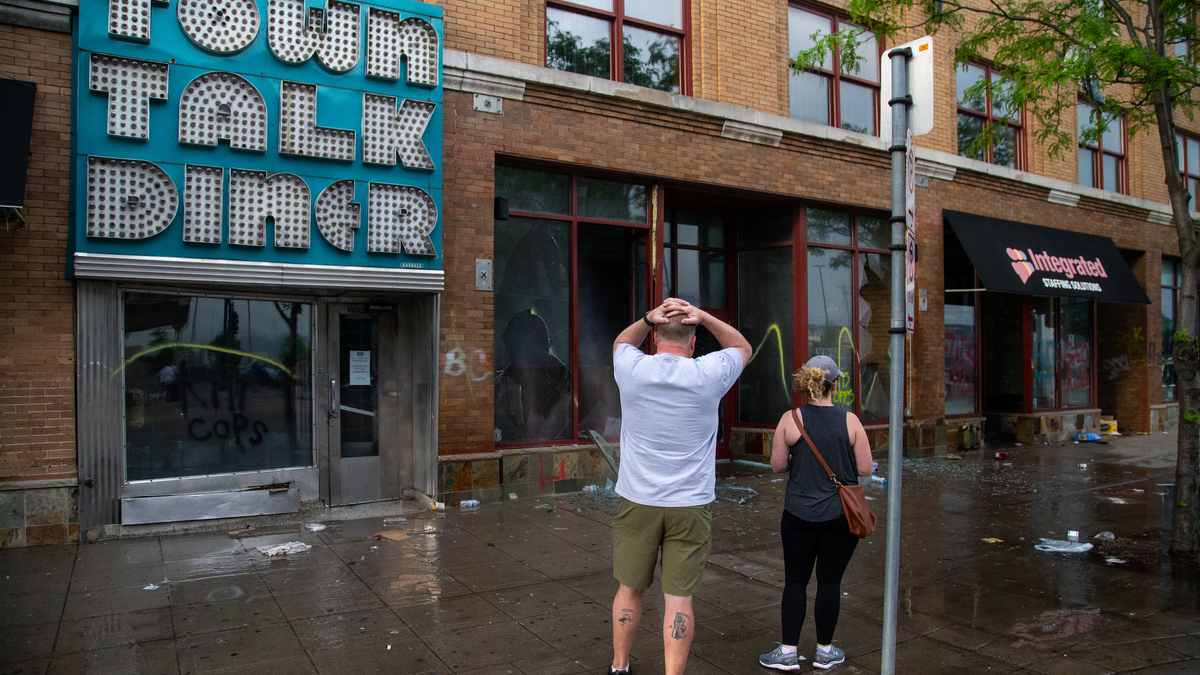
[545, 0, 686, 94]
[956, 63, 1022, 168]
[1078, 102, 1125, 193]
[787, 4, 880, 135]
[1176, 132, 1200, 211]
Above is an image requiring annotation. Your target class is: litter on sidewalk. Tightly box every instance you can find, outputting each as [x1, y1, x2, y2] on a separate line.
[304, 523, 326, 531]
[1034, 538, 1093, 553]
[256, 541, 312, 556]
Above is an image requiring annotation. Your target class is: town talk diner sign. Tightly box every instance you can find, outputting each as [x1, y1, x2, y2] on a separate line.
[73, 0, 444, 270]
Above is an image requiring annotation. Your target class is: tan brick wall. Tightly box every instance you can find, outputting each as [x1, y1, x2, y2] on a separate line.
[434, 0, 543, 65]
[704, 0, 788, 114]
[0, 24, 76, 482]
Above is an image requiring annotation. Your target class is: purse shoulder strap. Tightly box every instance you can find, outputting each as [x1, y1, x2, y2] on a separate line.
[790, 407, 844, 487]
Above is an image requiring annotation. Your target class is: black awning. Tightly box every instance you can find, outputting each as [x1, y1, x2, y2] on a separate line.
[945, 210, 1150, 304]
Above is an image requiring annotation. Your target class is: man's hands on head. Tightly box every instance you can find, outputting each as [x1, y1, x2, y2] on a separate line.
[647, 298, 701, 326]
[616, 297, 750, 364]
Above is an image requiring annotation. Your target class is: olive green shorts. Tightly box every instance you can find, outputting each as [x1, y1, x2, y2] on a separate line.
[612, 498, 713, 597]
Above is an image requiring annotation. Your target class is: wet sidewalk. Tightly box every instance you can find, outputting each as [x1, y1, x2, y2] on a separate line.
[3, 432, 1199, 675]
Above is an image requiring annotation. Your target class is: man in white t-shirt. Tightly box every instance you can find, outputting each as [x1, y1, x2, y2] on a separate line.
[608, 298, 750, 675]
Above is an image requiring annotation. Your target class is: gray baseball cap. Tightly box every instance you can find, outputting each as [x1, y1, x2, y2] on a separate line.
[804, 355, 844, 383]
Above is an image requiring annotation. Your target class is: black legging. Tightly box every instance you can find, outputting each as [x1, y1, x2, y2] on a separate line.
[780, 510, 859, 646]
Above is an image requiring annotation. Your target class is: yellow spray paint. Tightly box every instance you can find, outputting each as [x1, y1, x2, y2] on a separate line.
[110, 343, 294, 380]
[746, 324, 791, 401]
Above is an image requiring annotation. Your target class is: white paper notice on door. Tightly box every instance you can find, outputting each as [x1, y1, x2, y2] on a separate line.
[349, 350, 371, 386]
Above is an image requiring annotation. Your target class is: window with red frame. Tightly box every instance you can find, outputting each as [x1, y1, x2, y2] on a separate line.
[545, 0, 687, 94]
[1078, 102, 1125, 193]
[492, 165, 651, 446]
[1176, 132, 1200, 212]
[787, 3, 880, 135]
[956, 63, 1022, 168]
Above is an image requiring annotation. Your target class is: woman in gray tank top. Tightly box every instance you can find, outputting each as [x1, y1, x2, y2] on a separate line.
[758, 355, 875, 671]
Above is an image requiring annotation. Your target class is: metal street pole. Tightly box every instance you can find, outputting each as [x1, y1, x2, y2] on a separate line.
[881, 45, 911, 675]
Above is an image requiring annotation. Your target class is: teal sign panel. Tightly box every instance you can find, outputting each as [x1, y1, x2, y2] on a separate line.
[73, 0, 443, 270]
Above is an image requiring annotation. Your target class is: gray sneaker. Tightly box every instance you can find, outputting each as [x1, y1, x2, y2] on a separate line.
[759, 645, 803, 671]
[813, 645, 845, 669]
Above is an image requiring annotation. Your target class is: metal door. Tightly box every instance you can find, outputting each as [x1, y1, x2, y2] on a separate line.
[322, 303, 405, 505]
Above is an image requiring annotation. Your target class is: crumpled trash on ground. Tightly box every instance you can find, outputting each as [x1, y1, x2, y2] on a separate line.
[370, 530, 408, 542]
[304, 523, 326, 532]
[256, 541, 312, 556]
[1034, 538, 1093, 553]
[1105, 557, 1128, 564]
[1093, 531, 1116, 540]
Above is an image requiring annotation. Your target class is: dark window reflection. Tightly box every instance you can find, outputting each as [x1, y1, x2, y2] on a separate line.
[807, 208, 851, 246]
[944, 294, 978, 415]
[739, 246, 794, 423]
[945, 227, 979, 415]
[494, 217, 572, 443]
[1163, 259, 1179, 401]
[1032, 296, 1056, 409]
[1059, 298, 1092, 408]
[579, 224, 644, 438]
[123, 294, 313, 481]
[738, 208, 793, 247]
[623, 24, 680, 93]
[857, 253, 891, 420]
[857, 215, 890, 251]
[577, 177, 647, 223]
[496, 166, 570, 215]
[547, 8, 611, 79]
[808, 247, 855, 412]
[982, 292, 1024, 411]
[957, 114, 986, 161]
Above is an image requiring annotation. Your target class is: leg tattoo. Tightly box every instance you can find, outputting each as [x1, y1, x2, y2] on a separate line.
[618, 609, 635, 626]
[670, 612, 689, 640]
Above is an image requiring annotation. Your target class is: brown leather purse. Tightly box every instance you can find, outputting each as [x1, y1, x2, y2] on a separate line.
[790, 408, 877, 538]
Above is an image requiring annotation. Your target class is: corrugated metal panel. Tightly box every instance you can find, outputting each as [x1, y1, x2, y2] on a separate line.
[76, 280, 123, 529]
[74, 253, 445, 292]
[121, 487, 300, 525]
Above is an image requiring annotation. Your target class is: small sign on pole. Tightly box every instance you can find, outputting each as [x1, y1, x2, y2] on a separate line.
[880, 36, 934, 144]
[905, 129, 917, 333]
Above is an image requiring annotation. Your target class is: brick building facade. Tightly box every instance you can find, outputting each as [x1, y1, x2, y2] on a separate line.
[0, 0, 1189, 544]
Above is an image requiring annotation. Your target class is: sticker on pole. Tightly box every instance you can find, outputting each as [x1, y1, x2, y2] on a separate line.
[880, 36, 934, 145]
[905, 129, 916, 233]
[906, 228, 916, 333]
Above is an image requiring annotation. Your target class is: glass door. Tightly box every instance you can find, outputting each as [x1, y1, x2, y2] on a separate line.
[665, 209, 733, 458]
[323, 303, 403, 505]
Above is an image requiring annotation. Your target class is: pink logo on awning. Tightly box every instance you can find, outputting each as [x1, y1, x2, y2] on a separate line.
[1007, 248, 1035, 283]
